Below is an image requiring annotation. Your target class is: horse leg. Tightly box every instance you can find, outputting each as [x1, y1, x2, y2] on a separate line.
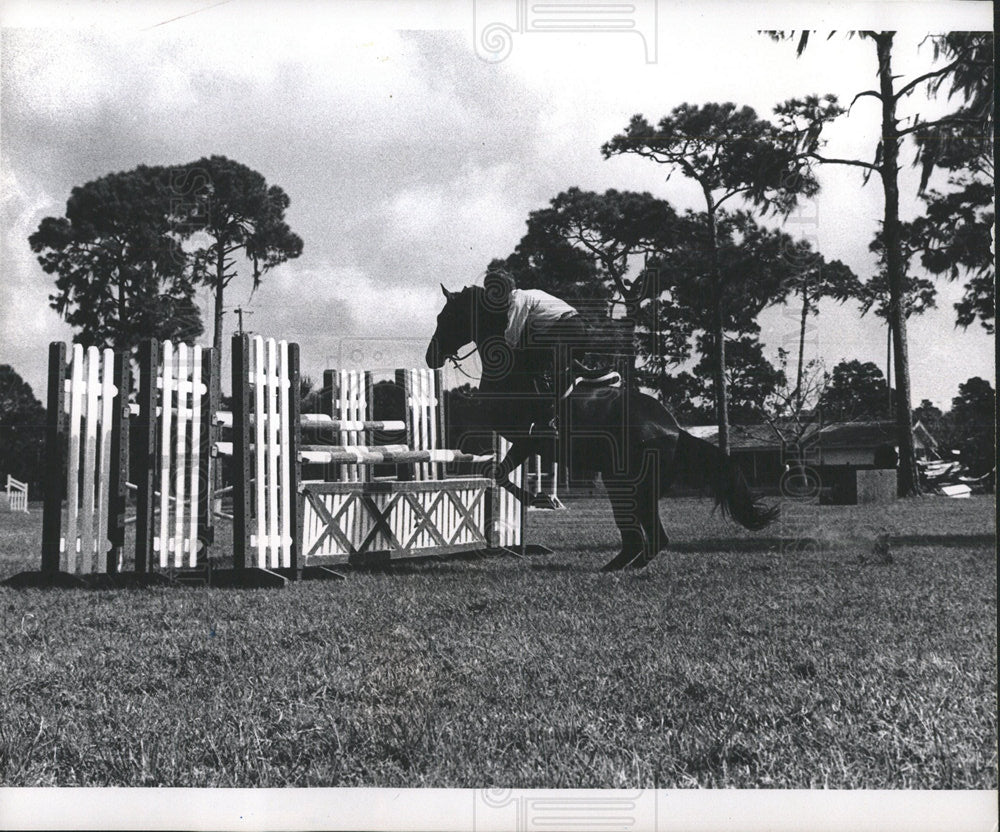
[627, 465, 669, 570]
[600, 481, 645, 571]
[493, 438, 535, 506]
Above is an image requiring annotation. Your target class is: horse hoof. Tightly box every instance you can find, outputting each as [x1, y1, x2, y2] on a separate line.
[531, 494, 560, 510]
[601, 550, 640, 571]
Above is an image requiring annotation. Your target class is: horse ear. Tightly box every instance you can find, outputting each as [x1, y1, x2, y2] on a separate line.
[440, 283, 451, 299]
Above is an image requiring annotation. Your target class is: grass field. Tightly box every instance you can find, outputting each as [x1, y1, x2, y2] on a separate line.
[0, 494, 995, 787]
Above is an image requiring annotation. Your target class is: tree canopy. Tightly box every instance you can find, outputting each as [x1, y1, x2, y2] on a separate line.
[818, 359, 893, 422]
[640, 209, 818, 385]
[908, 33, 994, 333]
[513, 187, 677, 314]
[946, 376, 996, 476]
[766, 29, 990, 496]
[601, 103, 819, 215]
[29, 157, 303, 371]
[29, 165, 203, 351]
[779, 247, 859, 405]
[492, 188, 684, 370]
[0, 365, 46, 488]
[603, 102, 824, 453]
[658, 336, 786, 425]
[177, 156, 304, 361]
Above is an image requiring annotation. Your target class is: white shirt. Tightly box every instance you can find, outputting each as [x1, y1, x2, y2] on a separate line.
[504, 289, 577, 346]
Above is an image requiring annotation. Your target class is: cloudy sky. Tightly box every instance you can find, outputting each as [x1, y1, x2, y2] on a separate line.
[1, 0, 993, 409]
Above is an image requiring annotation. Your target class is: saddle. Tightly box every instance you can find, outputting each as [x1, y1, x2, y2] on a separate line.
[561, 361, 622, 399]
[528, 362, 622, 440]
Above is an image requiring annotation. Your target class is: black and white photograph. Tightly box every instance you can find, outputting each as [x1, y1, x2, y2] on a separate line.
[0, 0, 995, 829]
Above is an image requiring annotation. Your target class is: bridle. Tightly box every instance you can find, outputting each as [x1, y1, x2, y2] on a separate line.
[446, 346, 479, 379]
[438, 286, 484, 379]
[448, 345, 478, 364]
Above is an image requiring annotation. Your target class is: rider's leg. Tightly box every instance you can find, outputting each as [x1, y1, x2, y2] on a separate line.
[515, 344, 558, 438]
[494, 441, 534, 506]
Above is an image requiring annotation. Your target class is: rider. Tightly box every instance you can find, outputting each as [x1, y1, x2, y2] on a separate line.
[483, 268, 593, 436]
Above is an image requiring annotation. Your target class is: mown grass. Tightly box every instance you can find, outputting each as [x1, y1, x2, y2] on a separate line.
[0, 495, 995, 787]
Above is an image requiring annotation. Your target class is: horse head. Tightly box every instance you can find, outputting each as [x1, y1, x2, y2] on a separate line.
[426, 283, 509, 368]
[425, 284, 479, 368]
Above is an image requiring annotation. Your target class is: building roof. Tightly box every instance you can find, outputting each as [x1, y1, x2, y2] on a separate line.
[682, 423, 787, 450]
[816, 421, 897, 449]
[684, 420, 937, 451]
[818, 420, 937, 450]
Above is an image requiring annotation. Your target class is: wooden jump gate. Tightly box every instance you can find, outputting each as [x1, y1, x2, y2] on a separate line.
[5, 336, 531, 588]
[215, 335, 525, 585]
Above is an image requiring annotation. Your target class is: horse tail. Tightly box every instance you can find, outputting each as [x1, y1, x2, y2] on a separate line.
[668, 430, 779, 531]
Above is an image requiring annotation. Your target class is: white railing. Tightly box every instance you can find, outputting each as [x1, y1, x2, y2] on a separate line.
[6, 475, 28, 513]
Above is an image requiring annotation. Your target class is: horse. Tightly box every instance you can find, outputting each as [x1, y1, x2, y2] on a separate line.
[425, 284, 779, 571]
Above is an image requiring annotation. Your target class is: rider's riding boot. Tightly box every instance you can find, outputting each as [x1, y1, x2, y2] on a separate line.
[528, 400, 559, 439]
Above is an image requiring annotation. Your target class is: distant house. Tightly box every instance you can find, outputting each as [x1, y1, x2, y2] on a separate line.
[685, 424, 785, 488]
[684, 420, 939, 489]
[815, 420, 938, 466]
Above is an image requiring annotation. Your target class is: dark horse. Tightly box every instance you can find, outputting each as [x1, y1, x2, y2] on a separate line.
[426, 284, 778, 571]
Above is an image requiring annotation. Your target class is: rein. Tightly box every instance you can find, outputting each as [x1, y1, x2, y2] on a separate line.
[447, 347, 480, 380]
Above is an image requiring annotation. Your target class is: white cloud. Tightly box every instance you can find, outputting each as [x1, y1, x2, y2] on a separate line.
[0, 162, 74, 379]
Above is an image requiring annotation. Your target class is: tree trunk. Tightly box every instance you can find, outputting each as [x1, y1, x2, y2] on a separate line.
[876, 32, 920, 496]
[795, 285, 810, 409]
[211, 244, 227, 516]
[886, 323, 892, 414]
[116, 267, 128, 353]
[614, 260, 641, 377]
[705, 203, 729, 455]
[213, 244, 226, 384]
[714, 298, 729, 455]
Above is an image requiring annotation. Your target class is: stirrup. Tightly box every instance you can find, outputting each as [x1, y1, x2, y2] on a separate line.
[528, 420, 558, 438]
[572, 359, 608, 378]
[561, 371, 622, 399]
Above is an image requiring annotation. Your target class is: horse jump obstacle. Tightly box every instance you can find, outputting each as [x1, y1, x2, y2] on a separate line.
[5, 336, 532, 588]
[6, 476, 29, 513]
[210, 335, 527, 585]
